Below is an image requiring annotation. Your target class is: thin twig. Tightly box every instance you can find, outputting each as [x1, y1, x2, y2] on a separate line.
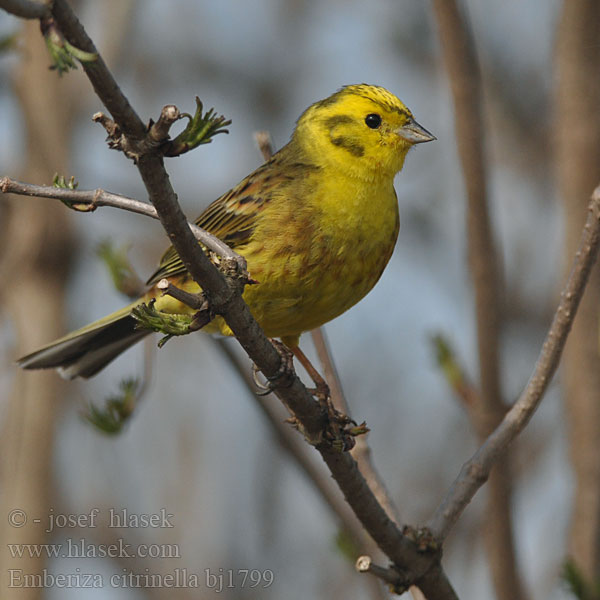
[555, 0, 600, 579]
[356, 555, 406, 589]
[428, 187, 600, 539]
[156, 278, 206, 310]
[310, 328, 348, 413]
[0, 176, 243, 264]
[148, 104, 181, 144]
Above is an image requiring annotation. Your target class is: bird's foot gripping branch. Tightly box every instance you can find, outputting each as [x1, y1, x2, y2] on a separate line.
[252, 339, 368, 450]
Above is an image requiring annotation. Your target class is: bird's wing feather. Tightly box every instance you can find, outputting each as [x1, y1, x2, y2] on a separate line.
[146, 157, 282, 285]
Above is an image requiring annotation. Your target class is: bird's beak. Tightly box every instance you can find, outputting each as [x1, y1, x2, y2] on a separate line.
[397, 118, 436, 144]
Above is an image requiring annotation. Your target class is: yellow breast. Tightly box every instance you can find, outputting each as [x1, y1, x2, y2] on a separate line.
[228, 176, 399, 345]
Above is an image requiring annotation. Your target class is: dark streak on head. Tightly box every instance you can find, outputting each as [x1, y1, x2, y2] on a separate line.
[324, 115, 353, 129]
[325, 114, 364, 157]
[310, 85, 411, 125]
[331, 135, 364, 157]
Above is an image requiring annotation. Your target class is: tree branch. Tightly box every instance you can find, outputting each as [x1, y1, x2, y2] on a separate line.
[432, 1, 501, 412]
[0, 0, 49, 19]
[0, 176, 243, 263]
[428, 186, 600, 539]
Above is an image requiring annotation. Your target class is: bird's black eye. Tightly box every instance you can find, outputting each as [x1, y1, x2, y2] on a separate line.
[365, 113, 382, 129]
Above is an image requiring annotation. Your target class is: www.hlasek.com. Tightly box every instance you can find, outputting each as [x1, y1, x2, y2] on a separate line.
[7, 538, 179, 559]
[8, 568, 275, 591]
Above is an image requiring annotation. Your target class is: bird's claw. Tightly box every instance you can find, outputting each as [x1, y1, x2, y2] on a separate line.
[251, 363, 273, 395]
[252, 339, 295, 395]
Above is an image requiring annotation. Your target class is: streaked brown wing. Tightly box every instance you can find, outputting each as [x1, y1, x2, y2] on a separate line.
[146, 156, 281, 285]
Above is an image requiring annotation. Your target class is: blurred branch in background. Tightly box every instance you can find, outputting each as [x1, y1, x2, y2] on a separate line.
[311, 328, 403, 525]
[555, 0, 600, 582]
[0, 17, 78, 598]
[430, 2, 527, 599]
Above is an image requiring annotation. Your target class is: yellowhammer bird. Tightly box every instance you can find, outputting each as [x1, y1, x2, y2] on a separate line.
[18, 84, 435, 379]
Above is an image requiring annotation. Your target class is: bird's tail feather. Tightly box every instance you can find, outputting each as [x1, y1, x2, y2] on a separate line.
[17, 303, 150, 379]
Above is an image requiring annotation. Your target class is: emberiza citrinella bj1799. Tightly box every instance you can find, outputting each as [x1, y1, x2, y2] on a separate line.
[18, 84, 435, 379]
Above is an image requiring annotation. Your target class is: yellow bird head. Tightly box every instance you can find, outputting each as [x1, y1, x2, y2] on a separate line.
[295, 83, 435, 181]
